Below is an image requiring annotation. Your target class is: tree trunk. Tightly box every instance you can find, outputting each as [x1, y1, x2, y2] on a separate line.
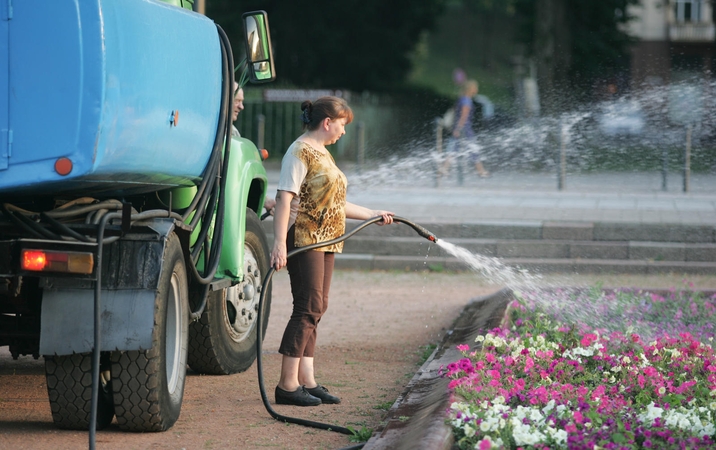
[534, 0, 571, 114]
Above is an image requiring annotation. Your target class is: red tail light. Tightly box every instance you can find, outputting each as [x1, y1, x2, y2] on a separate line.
[21, 249, 94, 275]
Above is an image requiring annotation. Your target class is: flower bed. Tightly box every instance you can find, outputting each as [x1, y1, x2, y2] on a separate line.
[444, 287, 716, 449]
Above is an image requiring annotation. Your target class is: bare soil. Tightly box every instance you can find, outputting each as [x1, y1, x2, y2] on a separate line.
[2, 272, 715, 450]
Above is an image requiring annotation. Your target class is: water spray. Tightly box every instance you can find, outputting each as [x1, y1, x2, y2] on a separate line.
[253, 215, 438, 441]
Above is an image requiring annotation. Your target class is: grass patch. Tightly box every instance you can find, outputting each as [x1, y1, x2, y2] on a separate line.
[374, 401, 394, 411]
[347, 426, 374, 443]
[418, 343, 437, 365]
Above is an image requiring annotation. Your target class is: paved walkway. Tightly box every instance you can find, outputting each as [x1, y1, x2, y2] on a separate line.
[265, 162, 716, 226]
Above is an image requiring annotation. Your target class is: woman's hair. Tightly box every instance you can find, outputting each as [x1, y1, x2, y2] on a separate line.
[300, 96, 354, 131]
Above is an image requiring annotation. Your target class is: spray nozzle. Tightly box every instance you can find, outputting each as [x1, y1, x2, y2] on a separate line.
[393, 217, 438, 243]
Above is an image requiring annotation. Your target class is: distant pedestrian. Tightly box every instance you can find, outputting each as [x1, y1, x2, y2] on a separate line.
[270, 96, 394, 406]
[441, 79, 490, 178]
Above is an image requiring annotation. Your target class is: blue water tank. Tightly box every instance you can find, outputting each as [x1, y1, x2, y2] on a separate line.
[0, 0, 223, 196]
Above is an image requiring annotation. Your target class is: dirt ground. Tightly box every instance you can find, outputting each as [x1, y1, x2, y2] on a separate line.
[1, 271, 715, 450]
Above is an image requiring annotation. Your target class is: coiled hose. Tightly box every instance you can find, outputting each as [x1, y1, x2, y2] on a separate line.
[254, 216, 437, 444]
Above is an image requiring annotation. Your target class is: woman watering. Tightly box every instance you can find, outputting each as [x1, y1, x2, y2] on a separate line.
[270, 96, 394, 406]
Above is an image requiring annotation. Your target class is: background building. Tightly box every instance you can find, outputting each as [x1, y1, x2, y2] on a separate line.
[628, 0, 715, 87]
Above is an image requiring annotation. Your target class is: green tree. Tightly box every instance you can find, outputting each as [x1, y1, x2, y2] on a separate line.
[515, 0, 639, 110]
[459, 0, 519, 71]
[207, 0, 446, 91]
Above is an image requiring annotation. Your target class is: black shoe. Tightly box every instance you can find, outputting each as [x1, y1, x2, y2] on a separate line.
[305, 385, 341, 404]
[275, 386, 322, 406]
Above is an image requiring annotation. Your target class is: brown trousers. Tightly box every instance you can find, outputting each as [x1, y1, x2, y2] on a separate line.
[278, 226, 335, 358]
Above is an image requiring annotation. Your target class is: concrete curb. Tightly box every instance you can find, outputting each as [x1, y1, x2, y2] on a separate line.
[363, 289, 512, 450]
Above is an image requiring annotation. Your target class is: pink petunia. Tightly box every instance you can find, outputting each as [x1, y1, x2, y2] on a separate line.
[580, 333, 598, 347]
[456, 344, 469, 352]
[573, 410, 584, 424]
[591, 385, 606, 400]
[524, 356, 534, 372]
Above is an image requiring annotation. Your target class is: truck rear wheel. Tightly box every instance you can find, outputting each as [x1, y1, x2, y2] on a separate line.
[110, 233, 189, 432]
[45, 353, 115, 430]
[188, 208, 272, 374]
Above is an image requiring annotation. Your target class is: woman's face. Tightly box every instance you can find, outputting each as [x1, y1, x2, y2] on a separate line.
[325, 117, 348, 145]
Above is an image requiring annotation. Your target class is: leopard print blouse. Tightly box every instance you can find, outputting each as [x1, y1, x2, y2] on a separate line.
[290, 142, 347, 253]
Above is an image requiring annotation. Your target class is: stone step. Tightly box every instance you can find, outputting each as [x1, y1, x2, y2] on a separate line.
[340, 236, 716, 262]
[333, 254, 716, 275]
[262, 219, 716, 243]
[260, 219, 716, 273]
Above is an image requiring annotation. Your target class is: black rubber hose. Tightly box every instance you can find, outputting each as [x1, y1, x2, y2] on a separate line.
[188, 24, 235, 320]
[190, 174, 221, 262]
[89, 211, 119, 450]
[254, 216, 438, 438]
[0, 205, 45, 238]
[40, 212, 92, 242]
[1, 204, 62, 240]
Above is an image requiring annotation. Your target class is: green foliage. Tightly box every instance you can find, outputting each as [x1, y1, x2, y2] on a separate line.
[407, 0, 519, 108]
[568, 0, 639, 79]
[514, 0, 640, 100]
[347, 425, 374, 442]
[207, 0, 446, 91]
[418, 343, 438, 364]
[374, 401, 394, 411]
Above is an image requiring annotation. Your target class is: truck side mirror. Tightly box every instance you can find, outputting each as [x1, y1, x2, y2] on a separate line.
[242, 11, 276, 83]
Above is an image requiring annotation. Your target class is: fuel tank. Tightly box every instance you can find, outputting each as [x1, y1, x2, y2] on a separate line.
[0, 0, 223, 197]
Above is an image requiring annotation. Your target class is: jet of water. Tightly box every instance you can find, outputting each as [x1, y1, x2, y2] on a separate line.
[434, 239, 711, 343]
[436, 239, 542, 291]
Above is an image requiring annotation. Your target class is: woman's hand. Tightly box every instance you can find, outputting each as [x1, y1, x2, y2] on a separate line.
[373, 210, 394, 226]
[264, 197, 277, 216]
[270, 241, 288, 270]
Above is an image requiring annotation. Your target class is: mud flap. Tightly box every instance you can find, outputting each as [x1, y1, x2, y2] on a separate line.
[40, 289, 156, 355]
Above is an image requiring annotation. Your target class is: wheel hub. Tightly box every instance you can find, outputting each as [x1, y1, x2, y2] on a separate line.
[225, 245, 262, 341]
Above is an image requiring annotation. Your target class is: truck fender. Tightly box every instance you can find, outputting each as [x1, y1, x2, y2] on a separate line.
[218, 137, 268, 280]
